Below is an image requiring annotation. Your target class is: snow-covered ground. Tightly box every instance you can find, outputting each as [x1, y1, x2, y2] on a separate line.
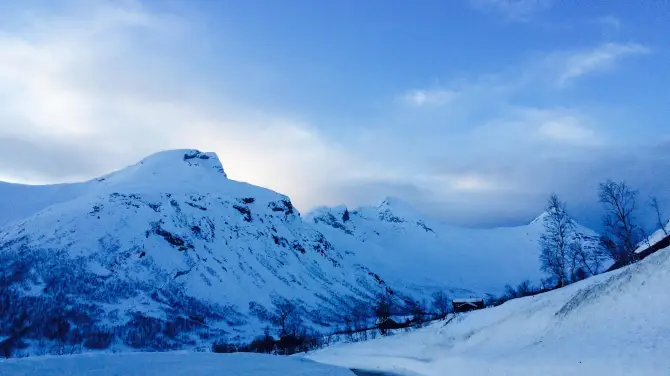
[0, 352, 354, 376]
[306, 247, 670, 375]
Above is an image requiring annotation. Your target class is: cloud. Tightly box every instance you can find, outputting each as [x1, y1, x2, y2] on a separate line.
[1, 1, 667, 231]
[381, 40, 664, 227]
[501, 107, 600, 146]
[0, 1, 375, 211]
[538, 118, 597, 144]
[555, 43, 650, 85]
[469, 0, 552, 21]
[401, 89, 457, 107]
[448, 173, 497, 191]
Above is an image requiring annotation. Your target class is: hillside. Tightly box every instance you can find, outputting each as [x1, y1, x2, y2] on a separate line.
[306, 246, 670, 375]
[307, 202, 601, 295]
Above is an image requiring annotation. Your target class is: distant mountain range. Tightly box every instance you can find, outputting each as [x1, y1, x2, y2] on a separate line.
[0, 149, 601, 355]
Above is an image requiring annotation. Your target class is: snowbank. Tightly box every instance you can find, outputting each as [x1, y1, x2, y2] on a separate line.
[306, 248, 670, 375]
[0, 352, 354, 376]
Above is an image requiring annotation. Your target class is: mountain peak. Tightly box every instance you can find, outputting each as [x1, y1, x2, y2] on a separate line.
[375, 196, 422, 222]
[96, 149, 227, 192]
[142, 149, 226, 177]
[529, 211, 549, 225]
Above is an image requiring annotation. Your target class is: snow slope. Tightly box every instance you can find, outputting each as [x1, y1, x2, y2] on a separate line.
[0, 352, 354, 376]
[0, 150, 392, 354]
[307, 200, 601, 295]
[306, 247, 670, 375]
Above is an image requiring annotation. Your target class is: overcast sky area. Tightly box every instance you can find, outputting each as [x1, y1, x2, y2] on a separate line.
[0, 0, 668, 229]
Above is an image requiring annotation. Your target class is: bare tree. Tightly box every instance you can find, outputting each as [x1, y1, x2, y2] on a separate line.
[598, 180, 641, 265]
[650, 196, 668, 236]
[539, 194, 573, 287]
[406, 298, 427, 327]
[249, 296, 303, 338]
[272, 296, 302, 338]
[352, 301, 371, 331]
[431, 291, 451, 318]
[515, 280, 534, 297]
[568, 241, 606, 279]
[374, 294, 392, 322]
[503, 284, 518, 300]
[374, 294, 393, 336]
[345, 300, 372, 341]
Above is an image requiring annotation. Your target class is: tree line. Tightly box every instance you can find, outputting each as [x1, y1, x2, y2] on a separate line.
[213, 290, 455, 355]
[539, 179, 668, 288]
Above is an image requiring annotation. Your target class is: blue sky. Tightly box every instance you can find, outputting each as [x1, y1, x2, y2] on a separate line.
[0, 0, 668, 229]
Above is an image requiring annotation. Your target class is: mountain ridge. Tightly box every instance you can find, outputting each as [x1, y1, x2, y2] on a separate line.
[0, 149, 601, 356]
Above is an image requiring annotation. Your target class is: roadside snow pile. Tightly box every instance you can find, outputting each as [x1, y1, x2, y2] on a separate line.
[306, 248, 670, 376]
[0, 352, 354, 376]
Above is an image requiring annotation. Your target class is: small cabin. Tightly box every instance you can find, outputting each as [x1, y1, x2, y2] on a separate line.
[452, 298, 485, 313]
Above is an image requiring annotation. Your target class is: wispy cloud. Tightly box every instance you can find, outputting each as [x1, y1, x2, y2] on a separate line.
[537, 117, 598, 145]
[555, 43, 650, 86]
[470, 106, 600, 147]
[469, 0, 552, 21]
[401, 89, 458, 107]
[382, 39, 657, 225]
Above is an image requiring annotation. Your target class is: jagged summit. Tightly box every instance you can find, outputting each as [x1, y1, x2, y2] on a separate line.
[94, 149, 227, 193]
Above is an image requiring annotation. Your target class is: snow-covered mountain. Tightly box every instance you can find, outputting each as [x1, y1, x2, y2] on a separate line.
[0, 149, 600, 356]
[307, 200, 601, 295]
[0, 150, 393, 354]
